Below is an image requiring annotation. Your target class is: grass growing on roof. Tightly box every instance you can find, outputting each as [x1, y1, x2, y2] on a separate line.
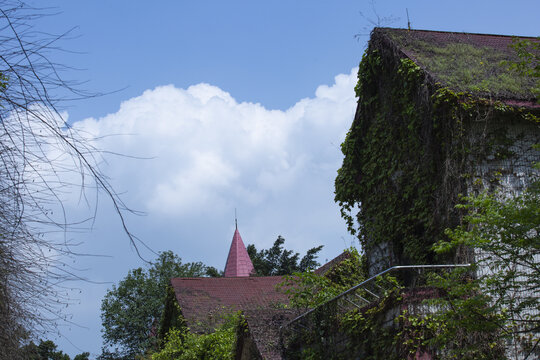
[387, 31, 537, 99]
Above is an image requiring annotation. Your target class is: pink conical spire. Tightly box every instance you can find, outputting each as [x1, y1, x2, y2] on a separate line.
[224, 227, 254, 277]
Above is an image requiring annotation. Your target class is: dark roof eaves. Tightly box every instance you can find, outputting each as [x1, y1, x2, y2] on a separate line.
[375, 27, 540, 41]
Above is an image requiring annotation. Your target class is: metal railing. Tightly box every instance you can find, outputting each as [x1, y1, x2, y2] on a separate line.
[280, 264, 470, 335]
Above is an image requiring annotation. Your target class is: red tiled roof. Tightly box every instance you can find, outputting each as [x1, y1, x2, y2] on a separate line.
[224, 228, 255, 277]
[170, 276, 288, 332]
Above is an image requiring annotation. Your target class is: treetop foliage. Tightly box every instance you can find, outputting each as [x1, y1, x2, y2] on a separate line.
[246, 235, 323, 276]
[18, 339, 89, 360]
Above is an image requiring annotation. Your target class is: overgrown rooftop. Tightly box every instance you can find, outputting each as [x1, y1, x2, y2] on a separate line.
[377, 28, 539, 103]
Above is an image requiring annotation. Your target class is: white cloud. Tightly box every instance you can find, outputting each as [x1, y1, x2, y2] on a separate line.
[54, 68, 358, 357]
[71, 68, 358, 219]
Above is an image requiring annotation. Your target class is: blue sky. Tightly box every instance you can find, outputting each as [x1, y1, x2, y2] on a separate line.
[21, 0, 539, 357]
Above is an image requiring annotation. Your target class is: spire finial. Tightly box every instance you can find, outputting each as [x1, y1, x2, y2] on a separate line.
[235, 208, 237, 229]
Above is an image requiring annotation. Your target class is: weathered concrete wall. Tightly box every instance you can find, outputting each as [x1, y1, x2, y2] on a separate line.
[466, 119, 539, 197]
[465, 118, 539, 360]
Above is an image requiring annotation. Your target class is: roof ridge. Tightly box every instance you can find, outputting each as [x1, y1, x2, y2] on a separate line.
[171, 275, 285, 281]
[376, 27, 540, 40]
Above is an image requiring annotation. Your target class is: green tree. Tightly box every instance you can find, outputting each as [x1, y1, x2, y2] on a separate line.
[36, 340, 70, 360]
[280, 248, 365, 308]
[100, 251, 210, 359]
[20, 339, 76, 360]
[246, 236, 323, 276]
[152, 313, 241, 360]
[73, 353, 90, 360]
[428, 181, 540, 359]
[436, 182, 540, 358]
[204, 266, 224, 277]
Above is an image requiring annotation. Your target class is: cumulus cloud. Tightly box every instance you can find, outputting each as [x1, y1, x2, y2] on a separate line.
[73, 68, 358, 218]
[52, 69, 358, 358]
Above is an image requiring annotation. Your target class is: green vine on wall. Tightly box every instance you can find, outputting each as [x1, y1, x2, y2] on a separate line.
[335, 31, 540, 268]
[282, 276, 407, 360]
[335, 42, 453, 265]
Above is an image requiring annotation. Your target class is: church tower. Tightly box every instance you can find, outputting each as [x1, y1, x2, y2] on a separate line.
[224, 222, 254, 277]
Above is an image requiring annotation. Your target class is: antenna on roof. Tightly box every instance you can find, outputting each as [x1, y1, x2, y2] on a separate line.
[235, 208, 238, 229]
[406, 8, 411, 30]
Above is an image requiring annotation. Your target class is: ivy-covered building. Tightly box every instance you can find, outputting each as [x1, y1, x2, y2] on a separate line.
[277, 27, 539, 360]
[158, 28, 539, 359]
[335, 27, 539, 276]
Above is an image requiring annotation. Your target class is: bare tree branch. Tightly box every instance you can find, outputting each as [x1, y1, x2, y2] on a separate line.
[0, 2, 148, 357]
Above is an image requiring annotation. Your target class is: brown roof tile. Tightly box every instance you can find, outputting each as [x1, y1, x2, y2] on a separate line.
[171, 276, 288, 332]
[241, 309, 303, 360]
